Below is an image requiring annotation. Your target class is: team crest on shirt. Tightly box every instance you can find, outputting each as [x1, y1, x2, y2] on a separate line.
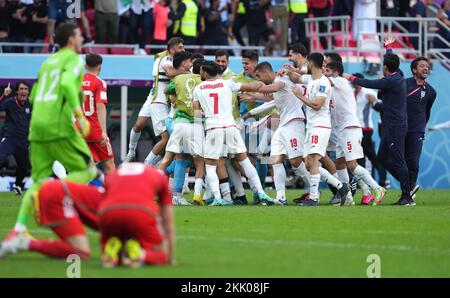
[420, 90, 426, 99]
[319, 85, 326, 92]
[25, 108, 30, 114]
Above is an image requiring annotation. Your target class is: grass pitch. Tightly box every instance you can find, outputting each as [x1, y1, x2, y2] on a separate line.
[0, 189, 449, 278]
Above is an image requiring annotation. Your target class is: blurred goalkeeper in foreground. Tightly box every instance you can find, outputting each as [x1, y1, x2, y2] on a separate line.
[4, 22, 99, 240]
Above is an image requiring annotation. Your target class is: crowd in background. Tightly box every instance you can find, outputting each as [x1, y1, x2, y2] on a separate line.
[0, 0, 449, 56]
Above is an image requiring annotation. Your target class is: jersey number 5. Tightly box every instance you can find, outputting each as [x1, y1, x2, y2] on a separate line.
[209, 93, 219, 114]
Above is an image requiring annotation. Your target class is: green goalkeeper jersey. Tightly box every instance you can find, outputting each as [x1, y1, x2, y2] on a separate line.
[29, 48, 84, 142]
[167, 73, 202, 123]
[233, 72, 271, 119]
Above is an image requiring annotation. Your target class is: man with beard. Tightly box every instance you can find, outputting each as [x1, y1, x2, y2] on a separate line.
[404, 57, 437, 202]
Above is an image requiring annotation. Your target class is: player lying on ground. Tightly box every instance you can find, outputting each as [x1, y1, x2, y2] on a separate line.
[0, 180, 103, 259]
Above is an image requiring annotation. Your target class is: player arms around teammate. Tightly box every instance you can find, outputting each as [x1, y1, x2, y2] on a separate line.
[0, 180, 103, 259]
[192, 61, 274, 206]
[99, 163, 174, 267]
[82, 53, 115, 174]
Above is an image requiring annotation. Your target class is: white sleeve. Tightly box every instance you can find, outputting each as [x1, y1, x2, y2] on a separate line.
[431, 121, 450, 131]
[227, 80, 242, 92]
[301, 75, 311, 85]
[248, 101, 276, 116]
[316, 82, 331, 98]
[193, 87, 199, 102]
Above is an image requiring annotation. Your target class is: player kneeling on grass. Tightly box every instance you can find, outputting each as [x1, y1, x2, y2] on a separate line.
[99, 163, 174, 267]
[0, 180, 103, 259]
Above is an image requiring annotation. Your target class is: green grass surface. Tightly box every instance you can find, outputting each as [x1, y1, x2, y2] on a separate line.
[0, 189, 450, 277]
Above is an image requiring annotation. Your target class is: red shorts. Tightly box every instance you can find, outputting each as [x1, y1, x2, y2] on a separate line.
[88, 140, 114, 163]
[38, 183, 85, 240]
[98, 208, 164, 250]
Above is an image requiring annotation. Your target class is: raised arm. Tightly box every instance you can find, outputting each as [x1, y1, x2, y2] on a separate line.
[242, 100, 276, 120]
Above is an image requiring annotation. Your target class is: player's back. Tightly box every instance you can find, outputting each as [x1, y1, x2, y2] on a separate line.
[306, 75, 332, 128]
[193, 78, 238, 130]
[273, 76, 305, 127]
[330, 76, 360, 130]
[82, 73, 108, 141]
[100, 163, 171, 213]
[29, 48, 84, 141]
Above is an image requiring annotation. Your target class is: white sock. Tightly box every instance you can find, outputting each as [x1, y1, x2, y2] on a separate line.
[272, 163, 286, 200]
[219, 182, 232, 201]
[333, 172, 338, 179]
[194, 178, 203, 196]
[52, 161, 67, 179]
[183, 172, 189, 189]
[144, 151, 161, 166]
[205, 164, 221, 199]
[129, 128, 141, 151]
[336, 169, 350, 184]
[353, 165, 381, 191]
[226, 161, 245, 197]
[309, 174, 321, 201]
[203, 183, 212, 200]
[357, 179, 372, 196]
[293, 162, 310, 184]
[239, 158, 263, 193]
[319, 167, 342, 189]
[14, 223, 27, 233]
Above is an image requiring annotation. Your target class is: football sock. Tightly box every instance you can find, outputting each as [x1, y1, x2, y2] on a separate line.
[272, 163, 286, 200]
[353, 165, 381, 191]
[205, 164, 221, 199]
[129, 128, 141, 151]
[293, 162, 310, 184]
[309, 174, 321, 201]
[239, 158, 264, 193]
[144, 151, 160, 166]
[256, 160, 268, 188]
[226, 161, 245, 197]
[337, 169, 350, 184]
[319, 167, 342, 189]
[194, 178, 203, 197]
[219, 178, 232, 201]
[173, 160, 188, 194]
[166, 161, 176, 176]
[357, 179, 372, 196]
[29, 239, 89, 259]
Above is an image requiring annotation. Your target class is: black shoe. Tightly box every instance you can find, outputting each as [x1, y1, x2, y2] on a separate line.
[328, 183, 338, 196]
[393, 197, 411, 206]
[337, 183, 350, 206]
[233, 195, 248, 205]
[294, 192, 309, 205]
[13, 185, 23, 195]
[329, 194, 341, 205]
[349, 176, 357, 196]
[299, 198, 319, 206]
[409, 198, 417, 206]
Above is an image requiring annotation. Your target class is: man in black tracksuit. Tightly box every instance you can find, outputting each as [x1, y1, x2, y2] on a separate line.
[0, 81, 32, 195]
[347, 47, 412, 205]
[405, 57, 436, 197]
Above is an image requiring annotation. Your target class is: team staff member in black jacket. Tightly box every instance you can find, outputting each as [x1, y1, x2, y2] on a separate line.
[0, 81, 32, 195]
[405, 57, 436, 199]
[344, 38, 412, 205]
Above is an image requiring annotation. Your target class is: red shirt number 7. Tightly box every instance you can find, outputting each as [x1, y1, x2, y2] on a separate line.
[209, 93, 219, 114]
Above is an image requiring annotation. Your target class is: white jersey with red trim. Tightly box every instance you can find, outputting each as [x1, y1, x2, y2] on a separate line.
[193, 78, 241, 130]
[273, 76, 305, 127]
[329, 76, 361, 131]
[305, 75, 332, 129]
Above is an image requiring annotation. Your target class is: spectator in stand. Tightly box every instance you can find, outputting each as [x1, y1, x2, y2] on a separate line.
[171, 0, 200, 45]
[0, 81, 32, 195]
[332, 0, 353, 30]
[24, 0, 48, 53]
[242, 0, 273, 47]
[232, 0, 247, 46]
[289, 0, 309, 52]
[381, 0, 400, 17]
[129, 0, 154, 55]
[118, 1, 131, 44]
[95, 0, 119, 44]
[410, 0, 434, 54]
[202, 0, 229, 53]
[308, 0, 330, 51]
[47, 0, 76, 51]
[8, 0, 28, 53]
[434, 0, 450, 57]
[0, 0, 9, 53]
[152, 0, 172, 53]
[271, 0, 289, 55]
[352, 0, 377, 40]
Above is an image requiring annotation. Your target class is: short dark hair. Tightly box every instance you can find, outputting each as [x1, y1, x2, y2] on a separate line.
[255, 61, 273, 72]
[215, 50, 229, 60]
[167, 37, 184, 50]
[15, 80, 30, 91]
[326, 61, 344, 76]
[383, 53, 400, 73]
[193, 58, 205, 74]
[55, 22, 78, 48]
[289, 42, 308, 57]
[307, 52, 324, 69]
[410, 56, 428, 74]
[173, 51, 193, 69]
[324, 52, 342, 63]
[242, 50, 259, 62]
[85, 53, 103, 68]
[352, 72, 365, 79]
[201, 60, 220, 77]
[191, 52, 204, 61]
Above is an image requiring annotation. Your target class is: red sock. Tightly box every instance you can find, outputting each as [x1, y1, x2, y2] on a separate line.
[29, 239, 89, 259]
[144, 249, 168, 265]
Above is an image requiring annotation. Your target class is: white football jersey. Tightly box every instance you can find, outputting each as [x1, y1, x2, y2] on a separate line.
[329, 76, 361, 131]
[305, 75, 332, 128]
[355, 87, 377, 129]
[273, 76, 305, 127]
[193, 79, 241, 130]
[152, 55, 173, 104]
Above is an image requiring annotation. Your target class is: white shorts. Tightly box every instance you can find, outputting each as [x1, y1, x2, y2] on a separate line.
[327, 128, 339, 152]
[246, 115, 271, 155]
[166, 121, 204, 156]
[303, 126, 331, 157]
[138, 95, 153, 118]
[205, 126, 247, 160]
[149, 102, 169, 136]
[336, 127, 364, 161]
[271, 120, 305, 159]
